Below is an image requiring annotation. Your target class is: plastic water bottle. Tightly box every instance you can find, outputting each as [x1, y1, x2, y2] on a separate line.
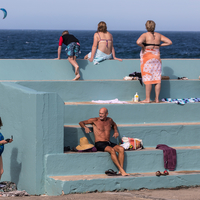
[134, 92, 139, 102]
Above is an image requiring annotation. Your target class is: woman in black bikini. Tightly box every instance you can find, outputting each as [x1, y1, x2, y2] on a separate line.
[136, 20, 172, 103]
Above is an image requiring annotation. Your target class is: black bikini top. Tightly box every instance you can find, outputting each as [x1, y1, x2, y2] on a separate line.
[143, 43, 160, 47]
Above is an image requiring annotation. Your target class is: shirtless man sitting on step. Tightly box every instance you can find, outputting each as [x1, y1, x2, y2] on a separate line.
[79, 107, 129, 176]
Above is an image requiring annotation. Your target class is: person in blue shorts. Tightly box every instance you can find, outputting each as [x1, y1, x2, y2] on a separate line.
[0, 118, 13, 180]
[55, 30, 81, 80]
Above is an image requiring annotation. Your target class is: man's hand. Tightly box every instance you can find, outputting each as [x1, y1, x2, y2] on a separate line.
[85, 127, 91, 134]
[113, 132, 119, 138]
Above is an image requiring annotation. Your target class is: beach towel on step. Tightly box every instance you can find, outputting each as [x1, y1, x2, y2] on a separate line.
[156, 144, 176, 171]
[88, 49, 112, 65]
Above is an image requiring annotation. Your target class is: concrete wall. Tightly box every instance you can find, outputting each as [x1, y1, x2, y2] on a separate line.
[17, 80, 200, 102]
[0, 59, 199, 195]
[0, 59, 199, 81]
[0, 82, 64, 194]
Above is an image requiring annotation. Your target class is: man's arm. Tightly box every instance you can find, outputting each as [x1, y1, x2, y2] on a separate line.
[110, 118, 119, 138]
[79, 118, 97, 133]
[55, 36, 63, 59]
[55, 46, 62, 59]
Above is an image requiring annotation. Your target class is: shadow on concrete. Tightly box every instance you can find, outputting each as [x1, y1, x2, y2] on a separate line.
[77, 60, 89, 80]
[10, 148, 22, 185]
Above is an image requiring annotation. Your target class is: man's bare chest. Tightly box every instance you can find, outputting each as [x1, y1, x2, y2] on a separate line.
[93, 121, 111, 131]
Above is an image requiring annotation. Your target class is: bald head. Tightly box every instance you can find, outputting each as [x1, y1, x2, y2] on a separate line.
[100, 107, 108, 113]
[99, 107, 108, 120]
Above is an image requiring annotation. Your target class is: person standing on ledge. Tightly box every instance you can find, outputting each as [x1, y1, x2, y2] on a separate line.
[136, 20, 172, 103]
[79, 107, 129, 176]
[0, 118, 13, 180]
[84, 21, 122, 65]
[55, 30, 81, 81]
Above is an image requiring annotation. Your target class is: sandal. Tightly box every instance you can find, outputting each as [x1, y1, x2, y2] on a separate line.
[178, 77, 188, 80]
[105, 169, 121, 176]
[163, 170, 169, 175]
[155, 170, 169, 176]
[155, 171, 161, 176]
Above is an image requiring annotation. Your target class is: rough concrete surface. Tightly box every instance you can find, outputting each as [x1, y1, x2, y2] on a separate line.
[2, 186, 200, 200]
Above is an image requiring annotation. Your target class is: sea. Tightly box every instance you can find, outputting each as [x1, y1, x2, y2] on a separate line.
[0, 30, 200, 59]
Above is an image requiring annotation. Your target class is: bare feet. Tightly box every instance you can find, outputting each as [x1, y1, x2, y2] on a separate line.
[152, 100, 160, 103]
[140, 100, 151, 103]
[119, 171, 130, 176]
[74, 66, 79, 75]
[72, 74, 80, 81]
[121, 172, 130, 176]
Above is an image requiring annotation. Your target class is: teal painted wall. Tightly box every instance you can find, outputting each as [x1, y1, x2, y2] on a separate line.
[0, 82, 64, 194]
[64, 124, 200, 148]
[17, 80, 200, 102]
[0, 59, 199, 195]
[0, 59, 199, 80]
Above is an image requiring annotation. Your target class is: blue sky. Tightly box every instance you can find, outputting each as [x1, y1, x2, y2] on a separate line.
[0, 0, 200, 31]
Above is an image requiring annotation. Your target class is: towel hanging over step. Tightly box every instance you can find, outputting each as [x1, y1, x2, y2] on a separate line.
[156, 144, 176, 171]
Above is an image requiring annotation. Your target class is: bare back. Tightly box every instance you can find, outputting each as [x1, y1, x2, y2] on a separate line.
[144, 32, 161, 49]
[137, 31, 172, 49]
[95, 32, 113, 55]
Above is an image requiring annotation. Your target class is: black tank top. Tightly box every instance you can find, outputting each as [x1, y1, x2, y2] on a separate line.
[62, 34, 79, 46]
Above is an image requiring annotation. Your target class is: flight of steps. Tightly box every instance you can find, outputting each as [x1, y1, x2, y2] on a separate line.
[41, 79, 200, 195]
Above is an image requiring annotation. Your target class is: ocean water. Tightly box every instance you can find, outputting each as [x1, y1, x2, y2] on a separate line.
[0, 30, 200, 59]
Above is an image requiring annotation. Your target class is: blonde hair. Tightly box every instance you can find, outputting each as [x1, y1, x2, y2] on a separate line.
[62, 30, 69, 36]
[97, 21, 107, 33]
[145, 20, 156, 32]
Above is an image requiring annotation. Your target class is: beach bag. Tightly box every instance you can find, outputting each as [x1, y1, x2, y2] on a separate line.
[0, 181, 17, 192]
[121, 137, 144, 150]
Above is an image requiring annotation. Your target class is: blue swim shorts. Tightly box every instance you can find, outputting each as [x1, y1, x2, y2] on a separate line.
[65, 42, 80, 57]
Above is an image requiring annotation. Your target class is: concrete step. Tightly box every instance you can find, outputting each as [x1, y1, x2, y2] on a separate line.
[2, 59, 200, 81]
[45, 170, 200, 195]
[64, 102, 200, 125]
[18, 79, 200, 102]
[64, 122, 200, 148]
[45, 146, 200, 176]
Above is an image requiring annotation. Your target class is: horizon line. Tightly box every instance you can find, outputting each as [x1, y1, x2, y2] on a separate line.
[0, 29, 200, 32]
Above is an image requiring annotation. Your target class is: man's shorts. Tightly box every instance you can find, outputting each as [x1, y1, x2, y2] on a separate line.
[95, 141, 117, 151]
[65, 42, 80, 57]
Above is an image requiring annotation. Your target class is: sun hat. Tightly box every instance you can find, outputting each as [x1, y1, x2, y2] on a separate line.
[76, 137, 94, 150]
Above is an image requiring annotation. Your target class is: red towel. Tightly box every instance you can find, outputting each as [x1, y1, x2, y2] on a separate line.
[156, 144, 176, 171]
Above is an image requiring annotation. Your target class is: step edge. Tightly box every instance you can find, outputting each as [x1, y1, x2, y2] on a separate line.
[49, 170, 200, 181]
[64, 121, 200, 128]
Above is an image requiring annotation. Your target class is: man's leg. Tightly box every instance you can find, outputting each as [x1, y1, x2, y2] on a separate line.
[68, 56, 80, 80]
[113, 145, 125, 169]
[104, 146, 129, 176]
[154, 83, 161, 103]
